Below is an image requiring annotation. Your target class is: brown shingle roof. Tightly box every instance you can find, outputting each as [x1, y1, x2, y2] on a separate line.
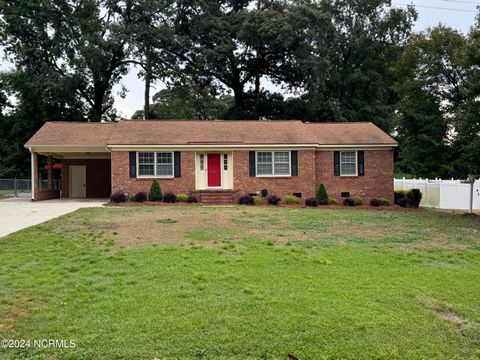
[25, 122, 115, 147]
[25, 120, 397, 147]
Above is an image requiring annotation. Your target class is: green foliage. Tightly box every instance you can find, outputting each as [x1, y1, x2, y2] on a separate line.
[316, 184, 329, 205]
[328, 198, 339, 205]
[379, 198, 391, 206]
[176, 194, 189, 203]
[149, 180, 163, 202]
[394, 190, 408, 205]
[407, 189, 423, 208]
[253, 195, 263, 206]
[285, 195, 300, 205]
[133, 86, 234, 120]
[353, 196, 363, 206]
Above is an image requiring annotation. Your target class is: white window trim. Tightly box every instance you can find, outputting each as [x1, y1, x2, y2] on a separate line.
[340, 151, 358, 177]
[137, 151, 175, 179]
[256, 151, 292, 177]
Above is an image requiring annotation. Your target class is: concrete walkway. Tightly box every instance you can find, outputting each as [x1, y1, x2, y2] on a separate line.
[0, 198, 106, 238]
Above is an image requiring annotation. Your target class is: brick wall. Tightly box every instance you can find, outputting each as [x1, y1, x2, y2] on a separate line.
[61, 159, 111, 198]
[109, 149, 394, 202]
[316, 150, 394, 203]
[233, 150, 317, 199]
[111, 151, 196, 195]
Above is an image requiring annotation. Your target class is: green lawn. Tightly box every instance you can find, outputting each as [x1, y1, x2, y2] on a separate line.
[0, 206, 479, 359]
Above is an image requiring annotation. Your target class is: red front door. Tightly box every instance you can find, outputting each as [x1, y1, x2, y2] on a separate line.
[207, 154, 221, 187]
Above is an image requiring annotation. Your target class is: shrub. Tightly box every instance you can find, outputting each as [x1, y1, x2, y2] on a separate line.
[353, 196, 363, 206]
[187, 195, 198, 203]
[163, 192, 177, 203]
[253, 195, 263, 206]
[398, 197, 410, 208]
[129, 195, 136, 202]
[285, 195, 300, 205]
[176, 194, 189, 203]
[394, 190, 407, 205]
[328, 198, 339, 205]
[267, 195, 281, 205]
[110, 191, 128, 203]
[408, 189, 422, 208]
[149, 180, 163, 202]
[379, 198, 391, 206]
[305, 198, 318, 207]
[135, 192, 148, 203]
[239, 195, 254, 205]
[343, 198, 355, 207]
[370, 198, 380, 207]
[316, 183, 329, 205]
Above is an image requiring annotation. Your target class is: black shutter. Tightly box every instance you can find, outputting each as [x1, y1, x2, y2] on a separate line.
[249, 151, 256, 177]
[174, 151, 181, 178]
[358, 151, 365, 176]
[334, 151, 340, 176]
[291, 151, 298, 176]
[129, 152, 136, 178]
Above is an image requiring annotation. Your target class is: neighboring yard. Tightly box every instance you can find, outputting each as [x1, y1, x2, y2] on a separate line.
[0, 206, 479, 359]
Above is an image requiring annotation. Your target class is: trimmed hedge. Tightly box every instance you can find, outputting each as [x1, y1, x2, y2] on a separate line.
[239, 195, 254, 205]
[305, 198, 318, 207]
[316, 184, 328, 205]
[328, 198, 339, 205]
[267, 195, 281, 205]
[149, 180, 163, 202]
[176, 194, 189, 203]
[110, 191, 128, 203]
[135, 192, 148, 203]
[164, 192, 177, 203]
[285, 195, 300, 205]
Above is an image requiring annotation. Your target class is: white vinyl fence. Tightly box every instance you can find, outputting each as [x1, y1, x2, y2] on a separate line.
[394, 178, 480, 210]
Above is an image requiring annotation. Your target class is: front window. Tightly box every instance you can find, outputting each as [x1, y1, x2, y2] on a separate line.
[256, 151, 291, 176]
[223, 154, 228, 171]
[138, 152, 174, 177]
[340, 151, 357, 176]
[138, 152, 155, 177]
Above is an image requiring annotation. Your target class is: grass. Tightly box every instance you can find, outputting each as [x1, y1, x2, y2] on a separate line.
[0, 206, 479, 359]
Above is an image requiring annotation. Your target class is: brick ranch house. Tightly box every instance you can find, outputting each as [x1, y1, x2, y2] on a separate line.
[25, 120, 397, 203]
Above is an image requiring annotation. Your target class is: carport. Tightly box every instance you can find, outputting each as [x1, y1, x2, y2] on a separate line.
[25, 122, 115, 201]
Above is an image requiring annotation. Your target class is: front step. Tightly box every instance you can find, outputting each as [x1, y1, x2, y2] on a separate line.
[192, 190, 239, 204]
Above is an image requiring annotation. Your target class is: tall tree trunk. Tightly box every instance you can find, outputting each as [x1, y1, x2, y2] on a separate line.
[144, 49, 153, 120]
[232, 82, 244, 119]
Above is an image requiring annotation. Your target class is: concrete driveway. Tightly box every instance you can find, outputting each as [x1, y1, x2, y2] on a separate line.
[0, 198, 106, 238]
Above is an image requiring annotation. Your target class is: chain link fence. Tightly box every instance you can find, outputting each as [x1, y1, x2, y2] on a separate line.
[0, 179, 61, 198]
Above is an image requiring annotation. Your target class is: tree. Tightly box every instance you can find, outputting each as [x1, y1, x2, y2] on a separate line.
[166, 0, 315, 119]
[132, 84, 234, 120]
[300, 0, 417, 131]
[0, 0, 130, 120]
[393, 26, 469, 178]
[117, 0, 177, 120]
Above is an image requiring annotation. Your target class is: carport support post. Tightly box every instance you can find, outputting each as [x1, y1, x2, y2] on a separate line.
[30, 150, 37, 201]
[47, 155, 53, 191]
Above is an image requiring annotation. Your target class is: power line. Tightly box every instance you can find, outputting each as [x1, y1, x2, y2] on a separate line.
[439, 0, 479, 5]
[392, 3, 477, 13]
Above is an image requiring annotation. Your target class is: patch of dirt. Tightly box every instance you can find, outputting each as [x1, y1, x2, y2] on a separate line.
[418, 296, 468, 337]
[0, 296, 31, 333]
